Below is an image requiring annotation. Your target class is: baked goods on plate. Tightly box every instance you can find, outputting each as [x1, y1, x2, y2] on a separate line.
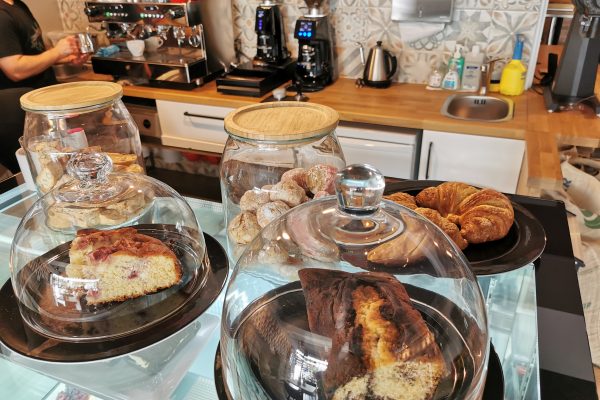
[65, 227, 182, 304]
[380, 180, 546, 275]
[383, 182, 514, 251]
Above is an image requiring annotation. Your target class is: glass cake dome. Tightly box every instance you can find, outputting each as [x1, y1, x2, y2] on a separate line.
[9, 151, 207, 343]
[221, 164, 490, 400]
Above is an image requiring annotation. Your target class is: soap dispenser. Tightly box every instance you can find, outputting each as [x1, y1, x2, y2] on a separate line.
[442, 63, 460, 90]
[448, 44, 465, 81]
[461, 45, 485, 91]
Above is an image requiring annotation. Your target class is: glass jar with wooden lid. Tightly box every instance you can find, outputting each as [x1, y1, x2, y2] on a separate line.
[221, 102, 346, 260]
[20, 81, 144, 195]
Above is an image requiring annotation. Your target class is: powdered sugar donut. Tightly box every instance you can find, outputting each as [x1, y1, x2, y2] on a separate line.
[240, 188, 271, 212]
[256, 200, 290, 228]
[306, 164, 338, 194]
[228, 211, 261, 244]
[269, 180, 306, 207]
[281, 168, 309, 191]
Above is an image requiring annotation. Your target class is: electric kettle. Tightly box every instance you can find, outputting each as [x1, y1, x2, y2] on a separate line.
[358, 41, 398, 88]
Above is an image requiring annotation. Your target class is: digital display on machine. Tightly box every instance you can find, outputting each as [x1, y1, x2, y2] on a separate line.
[257, 10, 265, 30]
[297, 21, 314, 38]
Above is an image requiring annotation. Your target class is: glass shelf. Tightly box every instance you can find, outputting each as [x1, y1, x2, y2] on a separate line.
[0, 185, 539, 400]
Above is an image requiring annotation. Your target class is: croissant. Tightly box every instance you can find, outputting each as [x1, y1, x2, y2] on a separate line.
[383, 192, 417, 210]
[383, 192, 467, 250]
[415, 182, 514, 244]
[414, 207, 468, 250]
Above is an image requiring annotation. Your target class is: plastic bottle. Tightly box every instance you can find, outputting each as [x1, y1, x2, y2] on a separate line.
[448, 44, 465, 83]
[461, 45, 485, 91]
[427, 65, 443, 89]
[499, 35, 527, 96]
[442, 63, 460, 90]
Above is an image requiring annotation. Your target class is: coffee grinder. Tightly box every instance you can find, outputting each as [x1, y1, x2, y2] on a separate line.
[254, 0, 290, 66]
[544, 0, 600, 116]
[216, 0, 294, 97]
[293, 0, 337, 92]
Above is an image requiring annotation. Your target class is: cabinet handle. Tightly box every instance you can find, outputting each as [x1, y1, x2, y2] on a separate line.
[183, 111, 223, 121]
[425, 141, 433, 180]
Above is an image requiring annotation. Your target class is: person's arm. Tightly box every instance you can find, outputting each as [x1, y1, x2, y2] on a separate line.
[0, 36, 79, 82]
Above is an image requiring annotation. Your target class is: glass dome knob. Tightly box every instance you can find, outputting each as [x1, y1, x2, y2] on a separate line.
[335, 164, 385, 214]
[67, 152, 113, 187]
[57, 151, 121, 203]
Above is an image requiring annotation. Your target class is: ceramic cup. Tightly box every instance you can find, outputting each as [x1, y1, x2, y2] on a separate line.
[144, 36, 164, 53]
[126, 40, 145, 57]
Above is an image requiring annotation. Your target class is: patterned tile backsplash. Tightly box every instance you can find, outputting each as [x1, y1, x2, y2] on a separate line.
[56, 0, 546, 84]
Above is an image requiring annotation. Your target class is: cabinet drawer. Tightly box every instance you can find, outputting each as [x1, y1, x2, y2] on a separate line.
[418, 130, 525, 193]
[336, 122, 418, 179]
[338, 136, 415, 179]
[157, 100, 233, 153]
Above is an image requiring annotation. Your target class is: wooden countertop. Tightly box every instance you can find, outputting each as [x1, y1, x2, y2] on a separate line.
[122, 79, 529, 140]
[107, 74, 600, 191]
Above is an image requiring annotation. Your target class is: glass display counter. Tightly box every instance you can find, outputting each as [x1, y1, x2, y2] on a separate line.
[0, 182, 590, 400]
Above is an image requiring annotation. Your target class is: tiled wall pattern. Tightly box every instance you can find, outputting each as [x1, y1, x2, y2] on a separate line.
[57, 0, 545, 84]
[57, 0, 89, 32]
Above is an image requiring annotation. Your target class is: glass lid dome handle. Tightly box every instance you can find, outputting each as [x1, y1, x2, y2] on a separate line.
[335, 164, 385, 215]
[67, 152, 113, 188]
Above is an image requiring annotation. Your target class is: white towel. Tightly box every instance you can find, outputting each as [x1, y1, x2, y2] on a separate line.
[392, 0, 446, 42]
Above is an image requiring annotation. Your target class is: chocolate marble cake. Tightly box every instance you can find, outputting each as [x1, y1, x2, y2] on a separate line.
[298, 268, 446, 399]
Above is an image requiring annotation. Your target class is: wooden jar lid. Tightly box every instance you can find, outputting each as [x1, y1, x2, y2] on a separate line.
[224, 102, 340, 142]
[20, 81, 123, 112]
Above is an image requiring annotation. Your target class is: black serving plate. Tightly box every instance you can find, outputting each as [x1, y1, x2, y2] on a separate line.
[214, 343, 504, 400]
[384, 180, 547, 276]
[0, 232, 228, 362]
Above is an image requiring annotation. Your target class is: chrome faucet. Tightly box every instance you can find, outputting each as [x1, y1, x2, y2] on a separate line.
[479, 58, 506, 96]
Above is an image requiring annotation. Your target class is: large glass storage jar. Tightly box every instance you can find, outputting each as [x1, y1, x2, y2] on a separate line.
[221, 164, 490, 400]
[20, 81, 144, 195]
[221, 102, 346, 260]
[9, 151, 208, 343]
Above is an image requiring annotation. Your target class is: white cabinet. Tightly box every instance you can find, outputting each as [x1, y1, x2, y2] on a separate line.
[156, 100, 233, 153]
[336, 122, 420, 179]
[418, 130, 525, 193]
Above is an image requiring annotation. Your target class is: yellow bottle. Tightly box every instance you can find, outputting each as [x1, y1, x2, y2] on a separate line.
[500, 35, 526, 96]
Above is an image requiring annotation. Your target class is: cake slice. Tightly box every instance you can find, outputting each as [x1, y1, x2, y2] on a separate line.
[66, 228, 182, 305]
[298, 268, 446, 399]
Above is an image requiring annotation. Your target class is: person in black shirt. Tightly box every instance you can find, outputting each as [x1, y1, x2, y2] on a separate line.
[0, 0, 88, 89]
[0, 0, 87, 173]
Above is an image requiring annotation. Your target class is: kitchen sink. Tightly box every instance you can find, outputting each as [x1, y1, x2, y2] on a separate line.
[441, 94, 514, 122]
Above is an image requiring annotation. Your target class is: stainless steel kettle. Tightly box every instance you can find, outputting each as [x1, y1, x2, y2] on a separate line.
[358, 41, 398, 88]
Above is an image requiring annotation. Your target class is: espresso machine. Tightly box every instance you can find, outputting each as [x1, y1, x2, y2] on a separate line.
[544, 0, 600, 115]
[84, 0, 235, 89]
[293, 1, 337, 92]
[216, 0, 294, 97]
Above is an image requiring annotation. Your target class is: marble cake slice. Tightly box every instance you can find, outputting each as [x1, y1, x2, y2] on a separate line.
[298, 268, 446, 399]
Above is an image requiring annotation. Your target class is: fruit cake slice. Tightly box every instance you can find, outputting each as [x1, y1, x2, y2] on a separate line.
[66, 227, 182, 305]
